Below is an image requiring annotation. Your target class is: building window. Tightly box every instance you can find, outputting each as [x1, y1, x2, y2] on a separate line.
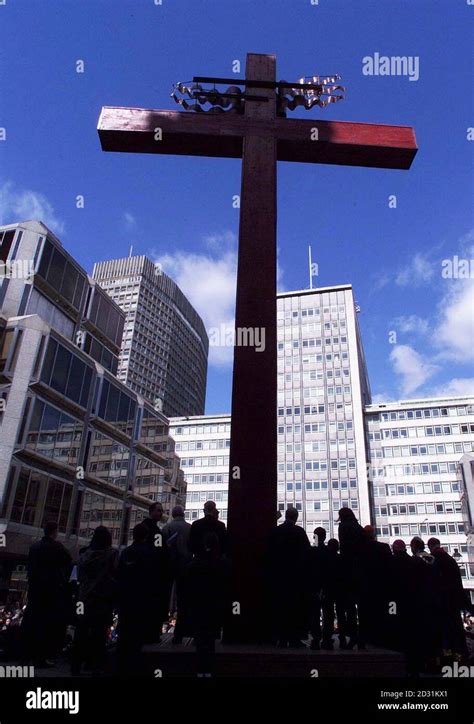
[40, 338, 94, 408]
[25, 398, 83, 467]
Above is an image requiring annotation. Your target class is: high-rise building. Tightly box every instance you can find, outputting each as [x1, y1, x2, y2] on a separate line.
[169, 415, 230, 524]
[169, 285, 474, 600]
[92, 256, 209, 417]
[0, 221, 185, 600]
[277, 285, 371, 539]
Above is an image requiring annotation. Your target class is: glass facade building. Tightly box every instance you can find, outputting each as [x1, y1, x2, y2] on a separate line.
[0, 221, 185, 599]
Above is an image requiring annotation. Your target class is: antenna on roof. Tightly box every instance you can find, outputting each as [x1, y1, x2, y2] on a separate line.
[129, 245, 133, 257]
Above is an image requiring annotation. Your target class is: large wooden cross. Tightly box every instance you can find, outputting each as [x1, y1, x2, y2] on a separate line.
[98, 53, 417, 643]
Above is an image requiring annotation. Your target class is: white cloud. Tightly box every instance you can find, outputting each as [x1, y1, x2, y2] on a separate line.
[202, 231, 236, 253]
[393, 314, 429, 336]
[152, 231, 286, 368]
[0, 181, 65, 235]
[371, 392, 395, 404]
[390, 344, 439, 396]
[395, 253, 434, 287]
[428, 377, 474, 397]
[153, 235, 237, 368]
[123, 212, 136, 229]
[434, 280, 474, 362]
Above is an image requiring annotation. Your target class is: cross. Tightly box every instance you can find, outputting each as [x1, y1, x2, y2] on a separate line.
[98, 53, 417, 644]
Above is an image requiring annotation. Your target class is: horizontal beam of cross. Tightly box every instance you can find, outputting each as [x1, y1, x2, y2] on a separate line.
[98, 107, 417, 169]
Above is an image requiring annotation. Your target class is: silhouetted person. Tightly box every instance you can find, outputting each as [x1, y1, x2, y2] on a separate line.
[410, 536, 442, 670]
[162, 505, 192, 644]
[428, 537, 468, 660]
[143, 502, 170, 638]
[184, 531, 231, 677]
[268, 507, 311, 648]
[22, 521, 72, 666]
[117, 523, 163, 675]
[358, 525, 393, 647]
[188, 501, 229, 558]
[309, 527, 330, 649]
[322, 538, 356, 649]
[389, 539, 418, 666]
[71, 526, 118, 676]
[337, 507, 364, 648]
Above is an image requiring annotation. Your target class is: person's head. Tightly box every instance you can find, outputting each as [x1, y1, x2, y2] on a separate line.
[410, 536, 425, 555]
[427, 537, 441, 554]
[43, 521, 58, 539]
[132, 522, 148, 544]
[392, 539, 406, 555]
[314, 527, 326, 545]
[338, 507, 356, 523]
[90, 525, 112, 551]
[327, 538, 339, 554]
[363, 524, 376, 541]
[172, 505, 185, 519]
[285, 507, 299, 524]
[203, 500, 217, 518]
[149, 502, 164, 521]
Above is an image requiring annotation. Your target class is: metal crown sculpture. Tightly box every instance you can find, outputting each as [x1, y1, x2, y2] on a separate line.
[171, 74, 344, 115]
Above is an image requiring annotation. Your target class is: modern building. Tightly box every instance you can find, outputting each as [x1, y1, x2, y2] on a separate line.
[170, 285, 474, 598]
[169, 414, 230, 524]
[277, 285, 371, 539]
[0, 221, 185, 601]
[92, 256, 209, 417]
[366, 397, 474, 597]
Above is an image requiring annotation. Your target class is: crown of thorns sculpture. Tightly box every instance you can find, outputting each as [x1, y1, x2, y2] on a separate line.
[171, 75, 344, 115]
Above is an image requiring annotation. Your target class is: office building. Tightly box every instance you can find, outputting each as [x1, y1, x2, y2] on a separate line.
[170, 286, 474, 598]
[277, 285, 371, 538]
[0, 221, 184, 600]
[169, 414, 230, 524]
[92, 256, 208, 417]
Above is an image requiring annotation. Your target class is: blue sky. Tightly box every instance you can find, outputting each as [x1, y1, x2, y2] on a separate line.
[1, 0, 473, 413]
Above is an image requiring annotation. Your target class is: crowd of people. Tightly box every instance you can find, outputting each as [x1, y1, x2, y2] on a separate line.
[11, 502, 474, 677]
[270, 507, 473, 674]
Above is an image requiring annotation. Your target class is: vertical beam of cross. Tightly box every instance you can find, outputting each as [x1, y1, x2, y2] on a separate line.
[226, 54, 278, 643]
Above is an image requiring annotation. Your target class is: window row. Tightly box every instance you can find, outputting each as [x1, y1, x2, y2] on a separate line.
[380, 442, 474, 457]
[372, 405, 473, 422]
[373, 462, 460, 477]
[175, 438, 230, 451]
[172, 423, 231, 435]
[185, 509, 228, 521]
[374, 501, 462, 517]
[185, 473, 228, 484]
[373, 481, 461, 496]
[185, 490, 228, 503]
[370, 423, 474, 440]
[180, 456, 229, 468]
